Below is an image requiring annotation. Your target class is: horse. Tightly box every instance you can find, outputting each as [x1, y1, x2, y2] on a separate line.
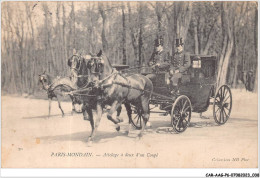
[238, 70, 255, 92]
[66, 52, 97, 121]
[86, 50, 153, 144]
[38, 72, 82, 118]
[245, 70, 254, 92]
[67, 51, 123, 122]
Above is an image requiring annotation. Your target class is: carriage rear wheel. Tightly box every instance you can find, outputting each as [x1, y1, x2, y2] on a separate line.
[129, 105, 143, 130]
[213, 85, 232, 125]
[171, 95, 192, 133]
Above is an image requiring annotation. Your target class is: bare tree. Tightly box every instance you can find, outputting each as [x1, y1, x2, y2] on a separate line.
[217, 2, 236, 86]
[98, 2, 109, 53]
[138, 2, 145, 65]
[121, 2, 127, 64]
[127, 2, 139, 61]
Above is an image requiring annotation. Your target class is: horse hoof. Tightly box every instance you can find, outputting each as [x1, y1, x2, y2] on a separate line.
[138, 133, 143, 138]
[146, 121, 152, 128]
[87, 141, 93, 147]
[116, 126, 120, 132]
[84, 116, 90, 121]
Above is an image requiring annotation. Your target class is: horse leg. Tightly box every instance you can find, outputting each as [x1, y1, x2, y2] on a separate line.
[57, 97, 65, 117]
[70, 96, 76, 115]
[48, 98, 52, 118]
[116, 105, 123, 122]
[88, 102, 103, 144]
[86, 109, 94, 146]
[124, 102, 132, 134]
[138, 98, 150, 138]
[82, 104, 90, 121]
[107, 101, 122, 132]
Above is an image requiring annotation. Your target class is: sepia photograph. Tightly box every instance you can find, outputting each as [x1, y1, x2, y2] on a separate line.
[1, 1, 259, 173]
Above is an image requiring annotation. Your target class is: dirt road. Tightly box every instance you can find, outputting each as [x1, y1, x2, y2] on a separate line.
[1, 89, 258, 168]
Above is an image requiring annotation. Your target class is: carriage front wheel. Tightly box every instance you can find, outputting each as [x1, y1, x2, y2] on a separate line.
[213, 85, 232, 125]
[171, 95, 192, 133]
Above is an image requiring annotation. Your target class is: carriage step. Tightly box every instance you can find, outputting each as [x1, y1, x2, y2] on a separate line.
[150, 111, 168, 115]
[159, 112, 168, 116]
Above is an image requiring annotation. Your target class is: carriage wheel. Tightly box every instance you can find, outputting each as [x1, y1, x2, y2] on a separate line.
[171, 95, 192, 133]
[213, 85, 232, 125]
[129, 105, 143, 130]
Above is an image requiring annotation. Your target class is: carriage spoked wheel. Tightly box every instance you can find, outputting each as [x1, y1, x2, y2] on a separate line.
[129, 105, 143, 130]
[171, 95, 192, 133]
[213, 85, 232, 125]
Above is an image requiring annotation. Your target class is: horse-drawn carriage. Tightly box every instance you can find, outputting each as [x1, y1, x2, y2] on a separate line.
[116, 55, 232, 133]
[47, 51, 232, 144]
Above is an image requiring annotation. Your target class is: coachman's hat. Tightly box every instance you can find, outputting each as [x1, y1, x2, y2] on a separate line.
[176, 38, 184, 47]
[155, 36, 164, 46]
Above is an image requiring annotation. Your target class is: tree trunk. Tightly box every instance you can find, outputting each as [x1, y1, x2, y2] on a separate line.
[217, 2, 235, 86]
[128, 2, 139, 61]
[99, 3, 109, 53]
[155, 2, 163, 37]
[122, 3, 127, 64]
[193, 20, 199, 54]
[62, 3, 68, 75]
[254, 5, 258, 92]
[232, 25, 239, 88]
[71, 2, 76, 49]
[138, 2, 144, 65]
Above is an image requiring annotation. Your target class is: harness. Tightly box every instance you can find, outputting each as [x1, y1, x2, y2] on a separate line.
[96, 70, 148, 96]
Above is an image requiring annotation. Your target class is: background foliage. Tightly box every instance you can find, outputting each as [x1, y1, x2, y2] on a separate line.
[1, 1, 258, 95]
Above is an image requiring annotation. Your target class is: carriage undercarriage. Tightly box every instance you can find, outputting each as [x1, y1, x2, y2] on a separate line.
[129, 84, 232, 133]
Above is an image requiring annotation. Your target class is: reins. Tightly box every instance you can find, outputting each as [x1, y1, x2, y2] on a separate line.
[119, 66, 151, 72]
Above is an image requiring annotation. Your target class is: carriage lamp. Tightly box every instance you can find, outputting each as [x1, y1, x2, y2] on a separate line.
[85, 55, 91, 60]
[192, 60, 201, 68]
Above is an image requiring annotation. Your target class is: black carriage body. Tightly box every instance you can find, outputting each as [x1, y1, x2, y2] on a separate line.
[148, 55, 217, 113]
[112, 55, 231, 131]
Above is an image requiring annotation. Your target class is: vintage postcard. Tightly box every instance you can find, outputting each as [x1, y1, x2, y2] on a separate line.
[1, 1, 258, 171]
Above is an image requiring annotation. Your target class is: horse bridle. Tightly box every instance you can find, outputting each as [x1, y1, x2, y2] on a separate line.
[69, 54, 91, 80]
[88, 57, 104, 77]
[39, 75, 52, 90]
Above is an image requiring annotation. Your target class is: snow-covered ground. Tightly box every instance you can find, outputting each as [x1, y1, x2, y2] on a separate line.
[1, 89, 258, 168]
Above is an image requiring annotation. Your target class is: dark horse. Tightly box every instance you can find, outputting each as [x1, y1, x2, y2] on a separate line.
[245, 70, 255, 92]
[86, 50, 153, 144]
[240, 70, 255, 92]
[67, 51, 123, 122]
[38, 72, 82, 117]
[66, 52, 97, 121]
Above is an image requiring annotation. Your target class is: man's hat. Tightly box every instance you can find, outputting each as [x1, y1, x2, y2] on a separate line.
[155, 36, 164, 47]
[176, 38, 184, 47]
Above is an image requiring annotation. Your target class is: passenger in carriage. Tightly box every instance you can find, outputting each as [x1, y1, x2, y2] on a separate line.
[169, 38, 191, 94]
[146, 36, 171, 80]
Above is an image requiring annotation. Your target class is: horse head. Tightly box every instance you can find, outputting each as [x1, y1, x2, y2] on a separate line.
[68, 54, 83, 74]
[86, 50, 114, 83]
[38, 71, 51, 90]
[68, 51, 91, 88]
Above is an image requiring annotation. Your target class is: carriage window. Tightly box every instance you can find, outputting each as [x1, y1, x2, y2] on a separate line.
[192, 60, 201, 68]
[202, 60, 216, 78]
